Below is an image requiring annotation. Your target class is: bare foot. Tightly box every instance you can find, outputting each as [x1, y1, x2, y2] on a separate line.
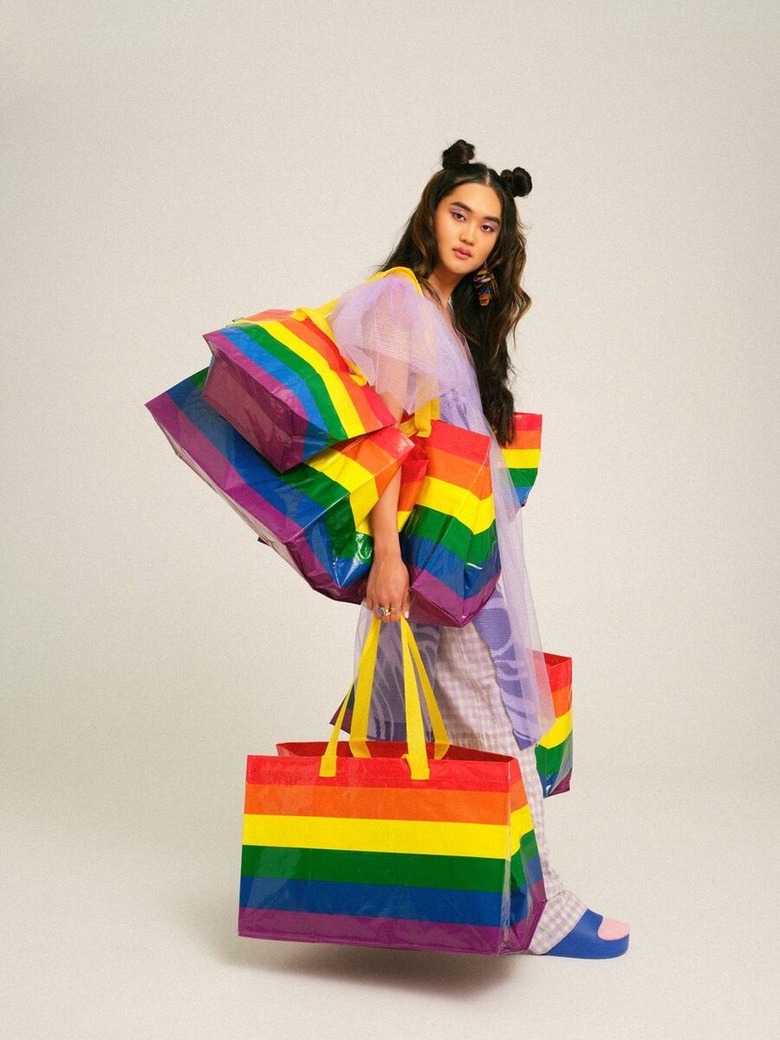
[597, 917, 630, 940]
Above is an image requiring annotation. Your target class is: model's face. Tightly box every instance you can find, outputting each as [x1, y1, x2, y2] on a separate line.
[433, 182, 502, 281]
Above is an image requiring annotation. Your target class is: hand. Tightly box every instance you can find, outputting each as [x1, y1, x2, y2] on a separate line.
[365, 551, 411, 623]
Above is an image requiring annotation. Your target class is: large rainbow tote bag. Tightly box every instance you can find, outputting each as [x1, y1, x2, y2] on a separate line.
[399, 420, 500, 627]
[239, 617, 546, 955]
[202, 307, 396, 473]
[145, 370, 414, 602]
[202, 268, 422, 473]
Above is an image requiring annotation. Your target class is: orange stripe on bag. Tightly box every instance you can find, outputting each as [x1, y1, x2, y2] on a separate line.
[243, 783, 514, 824]
[421, 447, 495, 499]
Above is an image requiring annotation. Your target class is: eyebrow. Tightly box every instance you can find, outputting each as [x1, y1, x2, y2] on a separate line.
[449, 200, 501, 225]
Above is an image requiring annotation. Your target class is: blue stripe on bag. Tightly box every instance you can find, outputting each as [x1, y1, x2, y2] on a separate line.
[401, 533, 500, 598]
[239, 876, 523, 927]
[167, 376, 345, 531]
[218, 324, 330, 450]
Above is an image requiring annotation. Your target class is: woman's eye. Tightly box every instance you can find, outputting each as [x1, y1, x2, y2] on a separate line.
[450, 210, 466, 221]
[481, 224, 497, 234]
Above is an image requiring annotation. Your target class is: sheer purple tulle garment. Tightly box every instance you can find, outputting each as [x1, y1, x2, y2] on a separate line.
[329, 273, 555, 749]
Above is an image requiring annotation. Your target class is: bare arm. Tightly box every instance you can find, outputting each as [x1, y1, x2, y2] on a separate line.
[365, 391, 410, 623]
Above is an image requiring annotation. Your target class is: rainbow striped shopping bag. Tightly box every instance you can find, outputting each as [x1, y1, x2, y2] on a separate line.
[501, 413, 542, 510]
[203, 306, 396, 473]
[239, 618, 546, 954]
[400, 420, 500, 626]
[535, 653, 573, 797]
[145, 370, 414, 601]
[202, 269, 422, 473]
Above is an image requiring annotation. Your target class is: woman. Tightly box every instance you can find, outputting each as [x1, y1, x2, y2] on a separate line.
[329, 140, 629, 958]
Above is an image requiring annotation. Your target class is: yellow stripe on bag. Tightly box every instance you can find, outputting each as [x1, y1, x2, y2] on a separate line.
[302, 451, 381, 527]
[416, 478, 496, 534]
[538, 710, 572, 749]
[349, 483, 384, 525]
[292, 305, 372, 387]
[354, 502, 414, 536]
[305, 450, 371, 490]
[244, 803, 533, 859]
[265, 320, 365, 437]
[244, 813, 518, 860]
[501, 448, 541, 469]
[510, 804, 533, 847]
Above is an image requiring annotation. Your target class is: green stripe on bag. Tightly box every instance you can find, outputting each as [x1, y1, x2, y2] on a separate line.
[235, 322, 349, 441]
[508, 467, 538, 490]
[406, 507, 497, 565]
[241, 845, 507, 893]
[510, 830, 540, 890]
[535, 734, 572, 777]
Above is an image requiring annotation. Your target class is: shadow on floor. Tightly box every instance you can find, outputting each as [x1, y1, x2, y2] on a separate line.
[171, 886, 528, 997]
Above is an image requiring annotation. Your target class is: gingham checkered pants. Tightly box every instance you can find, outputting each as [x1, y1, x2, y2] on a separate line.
[434, 623, 587, 954]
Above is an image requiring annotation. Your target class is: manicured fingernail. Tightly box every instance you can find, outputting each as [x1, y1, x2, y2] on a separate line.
[403, 611, 410, 619]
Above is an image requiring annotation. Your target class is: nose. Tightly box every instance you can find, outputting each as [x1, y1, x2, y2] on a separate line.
[459, 222, 475, 245]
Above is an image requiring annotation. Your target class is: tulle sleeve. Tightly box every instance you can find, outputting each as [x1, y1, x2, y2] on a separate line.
[328, 273, 463, 416]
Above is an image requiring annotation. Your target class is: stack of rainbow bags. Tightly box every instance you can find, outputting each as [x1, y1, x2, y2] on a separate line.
[146, 284, 575, 954]
[145, 297, 542, 625]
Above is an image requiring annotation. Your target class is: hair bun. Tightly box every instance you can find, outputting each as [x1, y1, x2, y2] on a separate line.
[442, 139, 475, 169]
[500, 167, 533, 197]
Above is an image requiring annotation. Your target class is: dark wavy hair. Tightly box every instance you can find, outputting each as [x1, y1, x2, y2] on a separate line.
[380, 139, 533, 445]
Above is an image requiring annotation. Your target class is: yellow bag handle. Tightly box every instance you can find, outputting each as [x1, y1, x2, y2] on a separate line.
[366, 266, 425, 295]
[320, 616, 451, 781]
[398, 398, 438, 440]
[402, 618, 450, 763]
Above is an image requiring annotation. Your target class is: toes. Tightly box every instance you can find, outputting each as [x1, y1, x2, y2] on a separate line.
[597, 917, 630, 940]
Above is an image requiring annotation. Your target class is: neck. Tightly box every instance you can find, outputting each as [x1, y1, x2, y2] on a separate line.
[427, 266, 462, 309]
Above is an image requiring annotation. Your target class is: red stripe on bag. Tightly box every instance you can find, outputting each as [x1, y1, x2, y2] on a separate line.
[262, 745, 527, 797]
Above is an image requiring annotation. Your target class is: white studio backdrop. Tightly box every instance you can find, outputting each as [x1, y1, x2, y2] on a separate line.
[1, 3, 778, 1039]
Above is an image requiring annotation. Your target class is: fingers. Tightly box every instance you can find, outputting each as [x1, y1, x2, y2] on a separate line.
[365, 558, 410, 623]
[375, 603, 410, 623]
[370, 603, 403, 623]
[364, 593, 395, 623]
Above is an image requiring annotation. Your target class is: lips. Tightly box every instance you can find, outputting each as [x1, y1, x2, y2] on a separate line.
[453, 248, 472, 259]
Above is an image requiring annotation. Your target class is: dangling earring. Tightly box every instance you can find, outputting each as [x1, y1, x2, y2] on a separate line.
[473, 262, 497, 307]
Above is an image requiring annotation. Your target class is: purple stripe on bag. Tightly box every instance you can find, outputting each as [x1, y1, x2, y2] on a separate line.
[238, 902, 542, 955]
[203, 329, 323, 470]
[409, 570, 495, 627]
[206, 328, 303, 412]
